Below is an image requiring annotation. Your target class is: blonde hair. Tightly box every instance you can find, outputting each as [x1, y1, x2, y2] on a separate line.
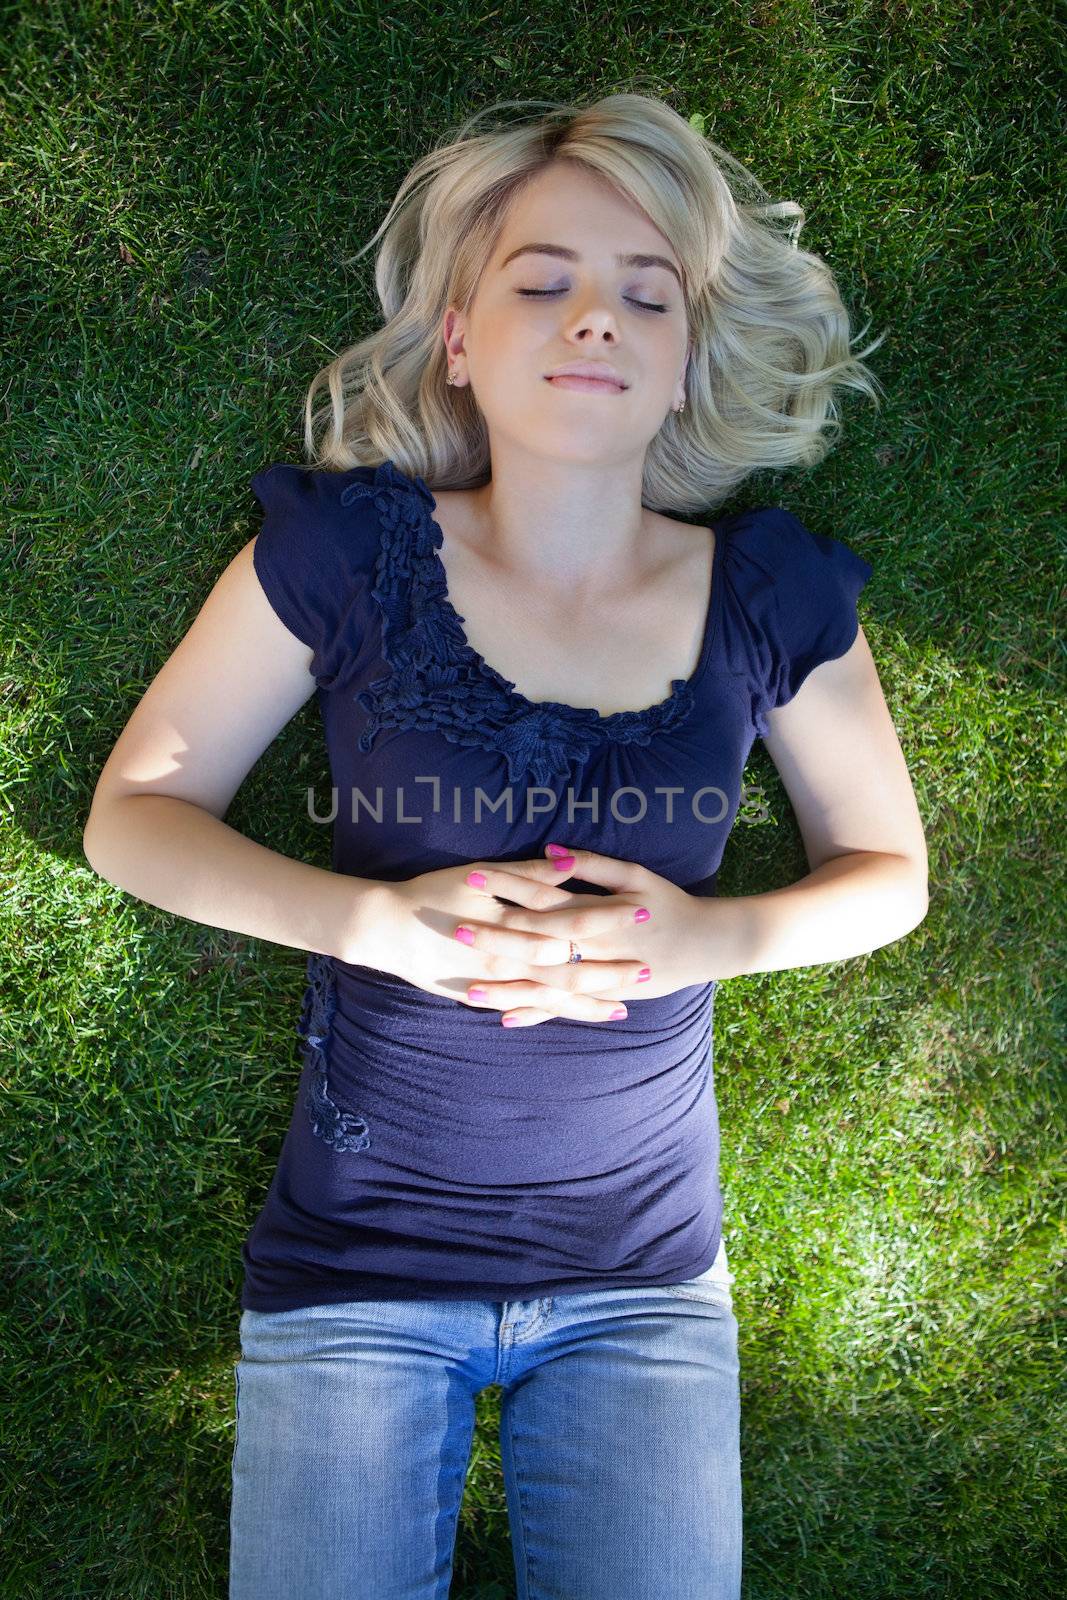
[301, 92, 888, 515]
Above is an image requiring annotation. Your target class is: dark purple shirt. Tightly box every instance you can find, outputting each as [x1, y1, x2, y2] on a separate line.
[239, 458, 872, 1311]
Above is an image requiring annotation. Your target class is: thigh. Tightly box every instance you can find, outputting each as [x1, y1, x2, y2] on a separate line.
[499, 1281, 742, 1600]
[229, 1301, 479, 1600]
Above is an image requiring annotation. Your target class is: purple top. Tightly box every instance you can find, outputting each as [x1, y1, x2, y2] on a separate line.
[239, 458, 872, 1311]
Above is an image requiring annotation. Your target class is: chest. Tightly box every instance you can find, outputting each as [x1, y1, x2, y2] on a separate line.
[431, 498, 717, 719]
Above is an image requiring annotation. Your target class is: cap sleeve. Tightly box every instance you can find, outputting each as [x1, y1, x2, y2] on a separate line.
[718, 505, 873, 739]
[250, 463, 377, 691]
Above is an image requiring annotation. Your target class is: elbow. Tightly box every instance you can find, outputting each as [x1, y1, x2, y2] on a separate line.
[871, 882, 928, 959]
[909, 885, 930, 931]
[885, 847, 929, 929]
[81, 823, 107, 879]
[82, 803, 118, 881]
[901, 867, 930, 934]
[910, 851, 930, 925]
[877, 852, 929, 943]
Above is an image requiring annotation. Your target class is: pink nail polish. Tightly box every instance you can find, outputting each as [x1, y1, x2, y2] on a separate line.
[454, 926, 475, 945]
[468, 987, 488, 1000]
[545, 843, 570, 858]
[467, 871, 487, 887]
[634, 907, 650, 923]
[502, 1016, 520, 1027]
[637, 967, 651, 981]
[610, 1006, 627, 1019]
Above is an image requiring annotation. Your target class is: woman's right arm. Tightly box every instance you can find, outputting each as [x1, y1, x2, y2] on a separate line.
[81, 537, 392, 965]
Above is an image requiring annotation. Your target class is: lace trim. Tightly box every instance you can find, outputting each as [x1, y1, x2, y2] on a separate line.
[339, 459, 698, 785]
[297, 953, 371, 1154]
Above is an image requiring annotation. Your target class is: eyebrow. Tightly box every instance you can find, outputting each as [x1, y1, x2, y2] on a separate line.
[499, 242, 683, 291]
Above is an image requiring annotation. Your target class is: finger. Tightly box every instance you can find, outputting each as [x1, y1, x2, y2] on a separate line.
[464, 846, 644, 901]
[455, 913, 650, 989]
[464, 852, 646, 908]
[453, 922, 648, 972]
[465, 980, 630, 1025]
[540, 844, 653, 894]
[462, 862, 583, 910]
[453, 895, 651, 965]
[498, 1007, 556, 1028]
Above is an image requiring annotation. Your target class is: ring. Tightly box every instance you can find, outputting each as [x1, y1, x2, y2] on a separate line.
[568, 940, 582, 963]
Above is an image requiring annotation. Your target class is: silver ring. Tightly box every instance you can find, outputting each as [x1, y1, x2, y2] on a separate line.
[568, 940, 582, 963]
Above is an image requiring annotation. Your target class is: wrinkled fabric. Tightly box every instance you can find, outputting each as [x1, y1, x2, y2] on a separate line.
[240, 458, 872, 1312]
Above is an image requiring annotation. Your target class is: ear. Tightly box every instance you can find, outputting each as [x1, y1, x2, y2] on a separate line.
[444, 306, 471, 363]
[676, 339, 693, 407]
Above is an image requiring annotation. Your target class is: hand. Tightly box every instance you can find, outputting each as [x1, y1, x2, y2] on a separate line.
[356, 843, 715, 1027]
[351, 846, 650, 1025]
[455, 844, 717, 1026]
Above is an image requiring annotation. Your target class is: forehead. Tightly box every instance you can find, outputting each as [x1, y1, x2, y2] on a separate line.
[494, 163, 683, 278]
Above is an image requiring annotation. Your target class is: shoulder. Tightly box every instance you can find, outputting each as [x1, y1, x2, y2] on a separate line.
[247, 462, 389, 689]
[715, 504, 873, 618]
[703, 503, 874, 733]
[721, 501, 869, 570]
[250, 461, 386, 571]
[251, 459, 376, 520]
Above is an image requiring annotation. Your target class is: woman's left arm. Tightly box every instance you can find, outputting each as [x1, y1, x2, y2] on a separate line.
[707, 626, 929, 978]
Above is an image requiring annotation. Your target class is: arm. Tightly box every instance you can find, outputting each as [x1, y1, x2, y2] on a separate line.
[84, 794, 389, 964]
[82, 537, 391, 966]
[699, 625, 929, 979]
[708, 849, 927, 978]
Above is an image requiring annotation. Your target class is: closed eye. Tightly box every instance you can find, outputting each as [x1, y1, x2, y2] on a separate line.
[516, 289, 669, 314]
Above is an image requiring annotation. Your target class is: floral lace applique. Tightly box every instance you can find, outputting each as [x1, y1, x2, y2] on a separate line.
[297, 952, 371, 1154]
[339, 459, 698, 786]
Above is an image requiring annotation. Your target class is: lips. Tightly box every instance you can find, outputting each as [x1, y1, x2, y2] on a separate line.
[544, 362, 628, 389]
[545, 374, 627, 393]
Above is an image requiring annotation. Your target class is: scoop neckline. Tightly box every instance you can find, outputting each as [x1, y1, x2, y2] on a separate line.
[394, 463, 727, 729]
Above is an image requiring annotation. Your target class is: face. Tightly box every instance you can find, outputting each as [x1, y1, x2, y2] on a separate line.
[441, 162, 692, 464]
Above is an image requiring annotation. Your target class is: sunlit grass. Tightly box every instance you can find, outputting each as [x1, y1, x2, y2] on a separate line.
[1, 2, 1061, 1596]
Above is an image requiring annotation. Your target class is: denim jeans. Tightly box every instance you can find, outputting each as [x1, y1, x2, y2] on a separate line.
[229, 1239, 741, 1599]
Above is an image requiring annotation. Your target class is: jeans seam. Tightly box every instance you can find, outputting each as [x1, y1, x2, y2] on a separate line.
[229, 1362, 241, 1477]
[503, 1399, 535, 1600]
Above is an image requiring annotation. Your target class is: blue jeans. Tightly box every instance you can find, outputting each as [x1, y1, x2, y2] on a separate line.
[229, 1241, 741, 1599]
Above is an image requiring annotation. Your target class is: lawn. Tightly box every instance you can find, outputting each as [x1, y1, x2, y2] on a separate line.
[0, 2, 1062, 1596]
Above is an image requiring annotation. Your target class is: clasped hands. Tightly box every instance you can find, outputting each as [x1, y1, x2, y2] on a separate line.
[447, 841, 715, 1028]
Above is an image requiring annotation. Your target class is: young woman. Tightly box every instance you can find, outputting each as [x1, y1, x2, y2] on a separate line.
[82, 94, 928, 1600]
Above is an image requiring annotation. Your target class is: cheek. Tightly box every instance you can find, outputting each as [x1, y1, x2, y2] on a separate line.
[470, 318, 546, 391]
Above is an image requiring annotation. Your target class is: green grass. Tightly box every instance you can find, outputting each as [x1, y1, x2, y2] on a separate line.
[1, 1, 1063, 1596]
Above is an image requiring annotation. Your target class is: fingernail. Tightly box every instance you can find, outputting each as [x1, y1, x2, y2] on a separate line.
[637, 967, 651, 981]
[550, 855, 576, 872]
[634, 907, 650, 923]
[545, 843, 570, 858]
[468, 986, 488, 1000]
[502, 1016, 520, 1027]
[610, 1006, 627, 1019]
[454, 926, 475, 945]
[466, 871, 487, 887]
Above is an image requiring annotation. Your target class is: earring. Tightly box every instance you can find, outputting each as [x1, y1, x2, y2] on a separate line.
[447, 370, 457, 386]
[677, 398, 686, 413]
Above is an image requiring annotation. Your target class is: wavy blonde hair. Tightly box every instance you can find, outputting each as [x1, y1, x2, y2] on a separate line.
[301, 92, 888, 514]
